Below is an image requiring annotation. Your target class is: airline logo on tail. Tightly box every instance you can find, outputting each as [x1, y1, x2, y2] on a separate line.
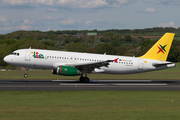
[139, 33, 175, 61]
[157, 44, 167, 54]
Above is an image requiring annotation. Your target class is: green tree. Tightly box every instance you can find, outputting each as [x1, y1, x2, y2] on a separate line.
[0, 35, 5, 39]
[66, 43, 89, 52]
[124, 35, 132, 42]
[0, 44, 12, 66]
[111, 40, 120, 47]
[167, 46, 180, 62]
[95, 43, 116, 55]
[42, 41, 55, 47]
[105, 32, 113, 36]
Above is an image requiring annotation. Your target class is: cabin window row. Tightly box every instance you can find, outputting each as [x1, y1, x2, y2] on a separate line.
[46, 56, 104, 62]
[46, 56, 133, 64]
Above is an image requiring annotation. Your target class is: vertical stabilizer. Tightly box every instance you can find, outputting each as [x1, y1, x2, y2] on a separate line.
[139, 33, 175, 61]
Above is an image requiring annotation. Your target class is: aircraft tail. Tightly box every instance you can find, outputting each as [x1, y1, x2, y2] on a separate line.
[139, 33, 175, 61]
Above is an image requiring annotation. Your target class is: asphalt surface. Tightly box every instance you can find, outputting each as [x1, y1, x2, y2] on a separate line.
[0, 79, 180, 91]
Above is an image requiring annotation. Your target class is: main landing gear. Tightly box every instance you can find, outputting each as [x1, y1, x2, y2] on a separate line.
[24, 67, 29, 78]
[79, 72, 90, 83]
[79, 76, 89, 83]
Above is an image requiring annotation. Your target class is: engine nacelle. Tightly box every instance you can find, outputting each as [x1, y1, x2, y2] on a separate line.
[52, 66, 81, 76]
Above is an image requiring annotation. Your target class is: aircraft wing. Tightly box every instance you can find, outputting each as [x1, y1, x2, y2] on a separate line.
[65, 60, 115, 73]
[53, 58, 118, 73]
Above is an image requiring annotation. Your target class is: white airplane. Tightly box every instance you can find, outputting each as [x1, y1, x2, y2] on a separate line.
[3, 33, 175, 83]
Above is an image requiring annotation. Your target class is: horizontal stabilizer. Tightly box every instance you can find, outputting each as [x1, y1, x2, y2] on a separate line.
[153, 62, 176, 68]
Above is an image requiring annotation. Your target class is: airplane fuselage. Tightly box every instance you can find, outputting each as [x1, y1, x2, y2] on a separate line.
[4, 49, 175, 75]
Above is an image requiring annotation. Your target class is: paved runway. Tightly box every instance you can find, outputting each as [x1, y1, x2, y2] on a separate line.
[0, 79, 180, 91]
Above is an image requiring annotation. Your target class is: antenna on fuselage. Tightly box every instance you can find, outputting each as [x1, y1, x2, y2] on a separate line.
[104, 53, 106, 55]
[29, 47, 31, 49]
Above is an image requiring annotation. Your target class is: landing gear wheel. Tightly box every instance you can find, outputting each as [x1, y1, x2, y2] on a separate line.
[24, 67, 29, 78]
[79, 76, 89, 83]
[84, 77, 89, 83]
[24, 74, 28, 78]
[80, 76, 84, 82]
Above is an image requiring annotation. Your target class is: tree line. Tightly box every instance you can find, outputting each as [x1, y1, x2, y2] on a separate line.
[0, 28, 180, 67]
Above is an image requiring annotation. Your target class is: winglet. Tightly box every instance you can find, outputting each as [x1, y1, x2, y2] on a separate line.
[139, 33, 175, 61]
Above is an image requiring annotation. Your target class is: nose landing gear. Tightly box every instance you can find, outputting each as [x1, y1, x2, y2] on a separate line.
[24, 74, 28, 78]
[24, 67, 29, 78]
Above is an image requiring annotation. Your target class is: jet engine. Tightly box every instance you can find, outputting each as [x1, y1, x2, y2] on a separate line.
[52, 66, 81, 76]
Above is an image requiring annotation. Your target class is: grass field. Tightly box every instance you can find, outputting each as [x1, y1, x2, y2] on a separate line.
[0, 91, 180, 120]
[0, 63, 180, 80]
[0, 64, 179, 119]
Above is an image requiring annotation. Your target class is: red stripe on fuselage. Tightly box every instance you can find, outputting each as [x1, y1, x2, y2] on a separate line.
[60, 66, 61, 75]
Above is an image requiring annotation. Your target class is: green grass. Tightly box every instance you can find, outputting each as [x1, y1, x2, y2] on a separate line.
[0, 63, 180, 80]
[0, 64, 179, 119]
[0, 91, 180, 120]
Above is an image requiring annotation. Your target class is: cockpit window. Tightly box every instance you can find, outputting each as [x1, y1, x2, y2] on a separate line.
[11, 52, 20, 56]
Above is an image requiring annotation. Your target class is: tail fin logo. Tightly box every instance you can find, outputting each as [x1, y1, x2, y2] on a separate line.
[157, 44, 167, 54]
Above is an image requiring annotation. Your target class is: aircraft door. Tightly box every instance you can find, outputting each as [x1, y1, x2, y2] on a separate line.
[25, 50, 31, 61]
[138, 59, 143, 70]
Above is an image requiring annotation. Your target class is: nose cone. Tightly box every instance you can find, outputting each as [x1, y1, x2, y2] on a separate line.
[3, 55, 10, 63]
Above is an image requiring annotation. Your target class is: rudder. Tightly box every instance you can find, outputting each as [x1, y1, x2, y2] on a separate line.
[139, 33, 175, 61]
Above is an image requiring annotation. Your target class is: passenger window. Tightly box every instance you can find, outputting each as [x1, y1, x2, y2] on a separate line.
[17, 53, 19, 56]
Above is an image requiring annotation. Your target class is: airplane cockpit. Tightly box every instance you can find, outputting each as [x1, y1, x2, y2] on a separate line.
[11, 52, 20, 56]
